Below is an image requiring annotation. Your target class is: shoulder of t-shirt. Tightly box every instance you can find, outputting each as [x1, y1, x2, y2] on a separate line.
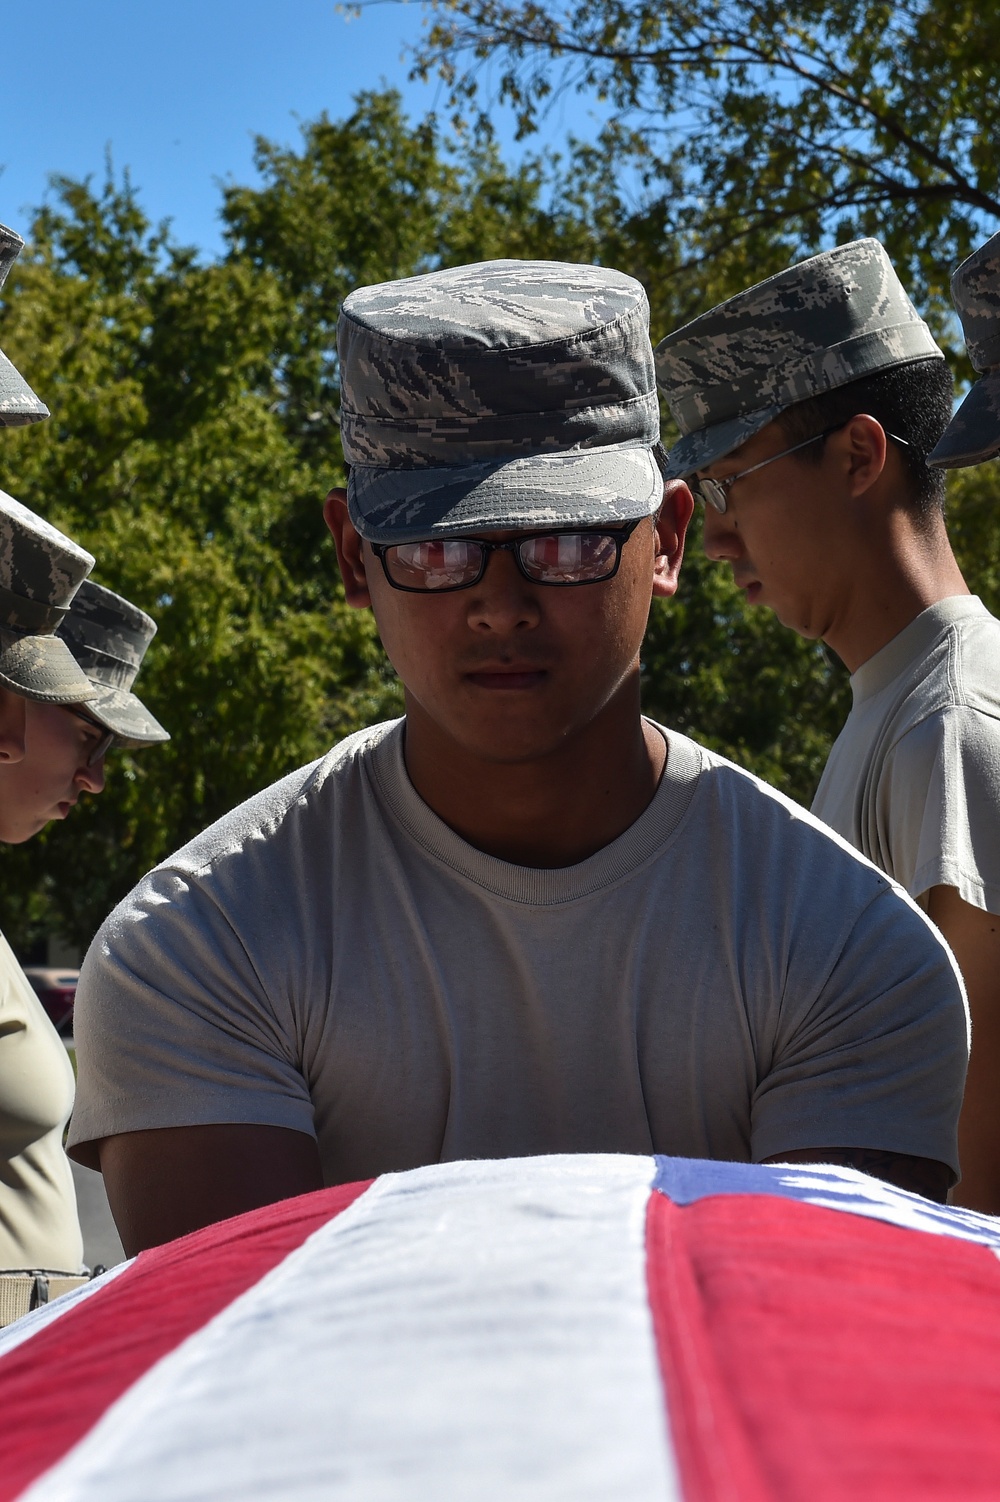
[678, 723, 960, 961]
[150, 717, 404, 880]
[658, 725, 900, 894]
[946, 608, 1000, 721]
[877, 612, 1000, 760]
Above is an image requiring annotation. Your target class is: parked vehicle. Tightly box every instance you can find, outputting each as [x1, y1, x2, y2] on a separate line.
[22, 967, 79, 1037]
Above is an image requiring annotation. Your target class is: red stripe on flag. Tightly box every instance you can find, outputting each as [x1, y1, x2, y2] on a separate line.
[0, 1179, 373, 1502]
[647, 1190, 1000, 1502]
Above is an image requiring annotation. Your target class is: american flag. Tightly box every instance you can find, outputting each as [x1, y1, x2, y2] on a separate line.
[2, 1154, 999, 1500]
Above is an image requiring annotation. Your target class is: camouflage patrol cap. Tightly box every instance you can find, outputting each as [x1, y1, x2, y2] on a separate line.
[57, 581, 169, 746]
[338, 259, 662, 542]
[928, 232, 1000, 469]
[0, 224, 50, 428]
[655, 239, 944, 479]
[0, 489, 99, 703]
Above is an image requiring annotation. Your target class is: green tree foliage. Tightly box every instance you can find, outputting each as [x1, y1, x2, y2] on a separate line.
[0, 92, 589, 951]
[412, 0, 1000, 778]
[1, 82, 997, 954]
[415, 0, 1000, 321]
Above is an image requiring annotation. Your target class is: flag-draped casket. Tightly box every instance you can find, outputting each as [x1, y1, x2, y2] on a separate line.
[2, 1154, 1000, 1500]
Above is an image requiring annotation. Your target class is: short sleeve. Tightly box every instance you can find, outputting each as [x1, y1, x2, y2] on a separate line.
[879, 707, 1000, 913]
[68, 865, 317, 1168]
[750, 886, 969, 1179]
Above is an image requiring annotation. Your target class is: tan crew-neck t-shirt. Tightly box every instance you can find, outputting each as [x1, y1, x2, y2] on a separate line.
[70, 720, 968, 1183]
[0, 931, 83, 1272]
[812, 596, 1000, 915]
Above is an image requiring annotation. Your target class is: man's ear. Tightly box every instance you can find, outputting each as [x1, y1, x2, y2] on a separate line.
[651, 480, 694, 599]
[837, 414, 889, 498]
[323, 488, 372, 610]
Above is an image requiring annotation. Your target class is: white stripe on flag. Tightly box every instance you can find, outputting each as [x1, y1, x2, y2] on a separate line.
[22, 1155, 679, 1502]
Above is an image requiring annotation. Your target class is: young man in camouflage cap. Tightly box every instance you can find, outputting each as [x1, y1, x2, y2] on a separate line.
[72, 259, 966, 1253]
[656, 237, 1000, 1212]
[921, 229, 1000, 1213]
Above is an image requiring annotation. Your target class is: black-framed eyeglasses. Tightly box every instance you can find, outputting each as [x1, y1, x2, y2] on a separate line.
[369, 517, 646, 593]
[691, 423, 911, 514]
[66, 707, 116, 766]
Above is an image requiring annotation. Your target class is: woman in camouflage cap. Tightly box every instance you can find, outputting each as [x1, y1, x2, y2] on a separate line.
[0, 569, 167, 1321]
[0, 580, 168, 845]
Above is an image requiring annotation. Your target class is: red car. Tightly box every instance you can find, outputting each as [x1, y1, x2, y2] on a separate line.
[23, 966, 79, 1037]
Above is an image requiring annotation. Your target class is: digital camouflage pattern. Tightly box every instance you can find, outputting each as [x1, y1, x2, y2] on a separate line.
[654, 239, 943, 479]
[0, 488, 97, 704]
[0, 223, 49, 428]
[928, 231, 1000, 469]
[338, 259, 662, 542]
[58, 581, 169, 745]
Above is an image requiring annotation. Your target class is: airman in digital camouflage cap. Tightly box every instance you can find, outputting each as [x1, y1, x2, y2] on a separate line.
[655, 240, 1000, 1214]
[0, 224, 49, 428]
[338, 258, 663, 542]
[655, 238, 943, 480]
[58, 581, 169, 747]
[0, 488, 97, 704]
[928, 230, 1000, 469]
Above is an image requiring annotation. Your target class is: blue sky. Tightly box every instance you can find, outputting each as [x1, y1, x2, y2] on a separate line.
[2, 0, 603, 257]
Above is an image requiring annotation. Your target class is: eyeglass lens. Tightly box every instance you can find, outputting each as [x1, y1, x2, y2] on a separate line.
[692, 477, 728, 513]
[87, 730, 115, 766]
[68, 707, 115, 765]
[383, 531, 622, 591]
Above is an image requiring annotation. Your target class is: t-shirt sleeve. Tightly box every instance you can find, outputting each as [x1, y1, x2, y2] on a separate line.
[67, 864, 317, 1166]
[880, 706, 1000, 913]
[749, 885, 969, 1179]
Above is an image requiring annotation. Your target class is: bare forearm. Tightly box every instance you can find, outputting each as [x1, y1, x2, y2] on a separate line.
[927, 885, 1000, 1213]
[98, 1124, 325, 1255]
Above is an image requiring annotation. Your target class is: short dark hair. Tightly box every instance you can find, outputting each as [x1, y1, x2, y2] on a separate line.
[775, 357, 954, 524]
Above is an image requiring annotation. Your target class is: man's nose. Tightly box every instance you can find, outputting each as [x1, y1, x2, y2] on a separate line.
[465, 547, 541, 632]
[702, 503, 741, 562]
[77, 757, 106, 795]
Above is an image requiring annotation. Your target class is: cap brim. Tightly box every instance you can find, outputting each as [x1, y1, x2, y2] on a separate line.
[82, 684, 170, 745]
[661, 404, 784, 480]
[0, 635, 99, 703]
[348, 448, 663, 544]
[927, 372, 1000, 469]
[0, 346, 49, 427]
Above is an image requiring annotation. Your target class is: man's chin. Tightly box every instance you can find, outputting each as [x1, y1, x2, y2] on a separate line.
[0, 820, 47, 845]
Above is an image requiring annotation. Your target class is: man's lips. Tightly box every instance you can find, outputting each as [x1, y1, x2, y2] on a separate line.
[463, 665, 549, 690]
[732, 574, 762, 603]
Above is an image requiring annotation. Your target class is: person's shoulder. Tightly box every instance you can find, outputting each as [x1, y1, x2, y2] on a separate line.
[948, 604, 1000, 719]
[679, 731, 861, 837]
[669, 728, 901, 894]
[158, 718, 403, 880]
[91, 718, 404, 960]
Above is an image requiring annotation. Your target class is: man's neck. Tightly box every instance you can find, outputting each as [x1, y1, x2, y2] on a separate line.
[823, 512, 970, 674]
[401, 689, 666, 869]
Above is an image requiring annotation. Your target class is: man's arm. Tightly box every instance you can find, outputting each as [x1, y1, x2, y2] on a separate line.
[99, 1125, 325, 1256]
[762, 1148, 951, 1203]
[926, 884, 1000, 1214]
